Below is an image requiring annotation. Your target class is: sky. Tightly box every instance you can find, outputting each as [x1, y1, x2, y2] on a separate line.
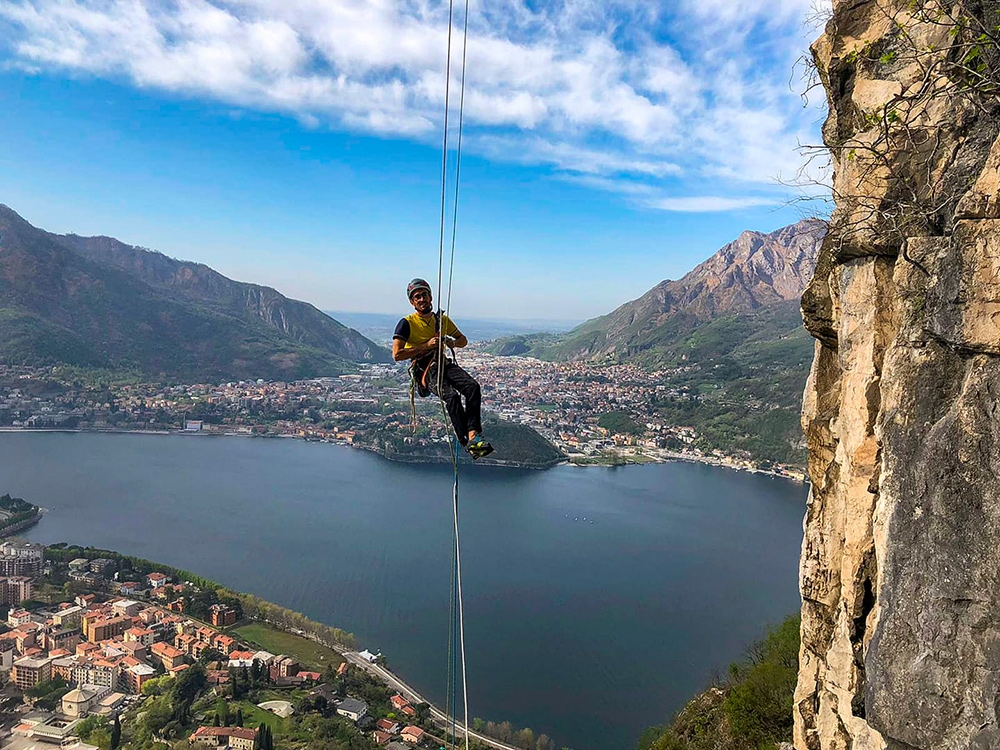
[0, 0, 831, 321]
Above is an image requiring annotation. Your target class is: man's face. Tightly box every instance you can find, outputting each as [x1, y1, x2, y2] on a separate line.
[410, 289, 433, 314]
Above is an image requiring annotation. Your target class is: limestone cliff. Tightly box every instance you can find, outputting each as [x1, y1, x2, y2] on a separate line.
[797, 1, 1000, 748]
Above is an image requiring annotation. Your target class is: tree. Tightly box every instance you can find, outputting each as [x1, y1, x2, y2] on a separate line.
[536, 735, 554, 750]
[235, 708, 244, 727]
[514, 728, 535, 750]
[110, 715, 121, 750]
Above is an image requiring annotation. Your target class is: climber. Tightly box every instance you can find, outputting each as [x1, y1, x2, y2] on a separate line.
[392, 278, 493, 460]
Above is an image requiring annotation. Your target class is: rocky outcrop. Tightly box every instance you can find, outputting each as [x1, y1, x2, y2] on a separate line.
[797, 1, 1000, 748]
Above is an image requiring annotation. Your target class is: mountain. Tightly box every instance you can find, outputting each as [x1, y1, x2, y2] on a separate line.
[489, 219, 826, 465]
[497, 218, 825, 364]
[0, 205, 389, 381]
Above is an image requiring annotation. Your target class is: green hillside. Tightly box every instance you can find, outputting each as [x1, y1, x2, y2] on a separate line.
[0, 205, 389, 382]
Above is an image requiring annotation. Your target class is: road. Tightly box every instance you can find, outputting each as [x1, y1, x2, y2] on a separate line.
[342, 652, 522, 750]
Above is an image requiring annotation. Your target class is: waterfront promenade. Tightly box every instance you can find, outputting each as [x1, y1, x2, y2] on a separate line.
[343, 651, 522, 750]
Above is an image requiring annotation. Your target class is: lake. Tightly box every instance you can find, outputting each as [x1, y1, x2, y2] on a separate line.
[0, 432, 806, 750]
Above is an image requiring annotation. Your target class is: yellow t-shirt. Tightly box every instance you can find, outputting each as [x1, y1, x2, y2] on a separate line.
[393, 312, 460, 361]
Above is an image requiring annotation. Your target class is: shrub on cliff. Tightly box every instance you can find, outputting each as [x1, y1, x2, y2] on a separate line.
[641, 615, 800, 750]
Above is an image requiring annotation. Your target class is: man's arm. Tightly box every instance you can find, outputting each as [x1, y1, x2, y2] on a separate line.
[442, 317, 468, 348]
[392, 337, 441, 362]
[444, 332, 468, 348]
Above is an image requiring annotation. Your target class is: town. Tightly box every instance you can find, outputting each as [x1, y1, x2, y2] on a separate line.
[0, 350, 805, 480]
[0, 537, 540, 750]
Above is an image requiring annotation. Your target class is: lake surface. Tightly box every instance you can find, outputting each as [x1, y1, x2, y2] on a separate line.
[0, 433, 806, 750]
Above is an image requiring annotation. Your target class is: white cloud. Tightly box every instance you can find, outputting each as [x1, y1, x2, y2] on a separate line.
[646, 196, 778, 212]
[0, 0, 826, 210]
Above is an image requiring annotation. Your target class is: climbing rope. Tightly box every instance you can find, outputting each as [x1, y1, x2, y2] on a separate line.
[432, 0, 472, 748]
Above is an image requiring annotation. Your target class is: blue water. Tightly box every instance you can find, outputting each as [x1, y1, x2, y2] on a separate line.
[0, 433, 806, 750]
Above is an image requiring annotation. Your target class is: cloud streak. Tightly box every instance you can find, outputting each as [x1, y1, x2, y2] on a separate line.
[0, 0, 826, 210]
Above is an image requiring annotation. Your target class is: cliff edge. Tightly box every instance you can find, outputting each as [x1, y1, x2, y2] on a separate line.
[797, 1, 1000, 748]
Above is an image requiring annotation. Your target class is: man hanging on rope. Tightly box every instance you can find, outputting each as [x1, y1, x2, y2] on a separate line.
[393, 278, 494, 460]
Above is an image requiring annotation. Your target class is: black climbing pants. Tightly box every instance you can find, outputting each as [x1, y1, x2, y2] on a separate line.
[425, 361, 483, 445]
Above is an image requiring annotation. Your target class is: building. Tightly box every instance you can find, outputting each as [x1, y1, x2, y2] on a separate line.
[61, 685, 111, 719]
[12, 656, 52, 690]
[75, 593, 98, 608]
[150, 642, 185, 670]
[93, 692, 127, 716]
[46, 627, 81, 653]
[7, 608, 32, 628]
[270, 655, 299, 679]
[71, 660, 122, 690]
[401, 726, 425, 745]
[189, 726, 257, 750]
[124, 627, 155, 646]
[13, 712, 84, 745]
[111, 599, 142, 617]
[212, 633, 236, 654]
[125, 662, 156, 694]
[7, 609, 32, 628]
[52, 605, 84, 628]
[117, 580, 143, 596]
[0, 645, 15, 671]
[0, 576, 33, 606]
[336, 698, 368, 722]
[89, 559, 116, 576]
[51, 655, 81, 682]
[146, 572, 170, 588]
[209, 604, 237, 627]
[0, 540, 44, 576]
[84, 615, 130, 643]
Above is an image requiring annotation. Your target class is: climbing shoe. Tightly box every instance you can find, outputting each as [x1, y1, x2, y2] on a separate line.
[467, 435, 494, 460]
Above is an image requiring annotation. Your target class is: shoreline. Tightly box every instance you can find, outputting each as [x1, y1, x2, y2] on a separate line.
[0, 425, 807, 483]
[40, 542, 526, 750]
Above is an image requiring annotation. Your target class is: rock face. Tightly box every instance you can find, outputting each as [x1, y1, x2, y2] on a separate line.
[797, 1, 1000, 749]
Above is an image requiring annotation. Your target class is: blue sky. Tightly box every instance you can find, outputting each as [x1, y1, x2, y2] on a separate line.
[0, 0, 829, 321]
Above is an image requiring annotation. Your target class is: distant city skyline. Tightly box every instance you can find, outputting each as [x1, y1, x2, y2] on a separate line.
[0, 0, 830, 319]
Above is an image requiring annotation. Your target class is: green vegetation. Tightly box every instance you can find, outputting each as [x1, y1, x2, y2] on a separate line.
[470, 719, 555, 750]
[126, 663, 208, 749]
[0, 493, 41, 532]
[24, 676, 71, 711]
[45, 544, 357, 649]
[641, 615, 800, 750]
[598, 411, 643, 436]
[235, 623, 345, 670]
[0, 206, 389, 381]
[379, 414, 564, 468]
[75, 715, 112, 750]
[481, 416, 564, 466]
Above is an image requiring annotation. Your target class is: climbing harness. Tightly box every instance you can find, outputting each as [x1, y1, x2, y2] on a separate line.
[407, 311, 456, 431]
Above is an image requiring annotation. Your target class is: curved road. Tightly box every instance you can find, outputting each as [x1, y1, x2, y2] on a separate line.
[343, 651, 521, 750]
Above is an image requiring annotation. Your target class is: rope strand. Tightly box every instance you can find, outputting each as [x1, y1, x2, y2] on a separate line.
[434, 0, 472, 748]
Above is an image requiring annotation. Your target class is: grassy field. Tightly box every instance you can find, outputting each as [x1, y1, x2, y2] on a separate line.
[230, 700, 290, 734]
[234, 623, 345, 670]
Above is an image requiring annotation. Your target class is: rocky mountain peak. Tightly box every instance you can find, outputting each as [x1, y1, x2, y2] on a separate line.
[622, 217, 825, 329]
